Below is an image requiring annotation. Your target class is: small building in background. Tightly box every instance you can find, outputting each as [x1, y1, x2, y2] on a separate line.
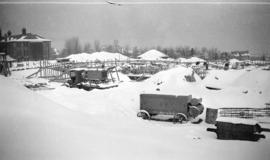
[231, 51, 250, 61]
[0, 28, 51, 61]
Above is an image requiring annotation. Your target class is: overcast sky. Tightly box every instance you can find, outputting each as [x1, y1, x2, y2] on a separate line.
[0, 0, 270, 55]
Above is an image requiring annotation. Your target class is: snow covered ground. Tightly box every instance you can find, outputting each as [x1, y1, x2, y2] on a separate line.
[1, 65, 270, 160]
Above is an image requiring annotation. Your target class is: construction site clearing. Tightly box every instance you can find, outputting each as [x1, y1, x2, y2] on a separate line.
[1, 56, 270, 160]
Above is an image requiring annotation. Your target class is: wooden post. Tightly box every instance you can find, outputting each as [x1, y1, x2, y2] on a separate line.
[39, 60, 42, 77]
[114, 60, 120, 81]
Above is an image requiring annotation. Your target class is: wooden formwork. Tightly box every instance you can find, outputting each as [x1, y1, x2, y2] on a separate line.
[218, 107, 270, 119]
[26, 59, 178, 81]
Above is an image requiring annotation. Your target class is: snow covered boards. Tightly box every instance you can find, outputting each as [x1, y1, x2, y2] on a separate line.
[24, 83, 55, 91]
[219, 107, 270, 119]
[137, 94, 204, 123]
[207, 117, 270, 141]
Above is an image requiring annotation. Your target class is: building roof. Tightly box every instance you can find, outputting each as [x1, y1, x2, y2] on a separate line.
[1, 33, 50, 43]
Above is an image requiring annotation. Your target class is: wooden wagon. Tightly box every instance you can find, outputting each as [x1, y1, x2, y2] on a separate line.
[137, 94, 204, 123]
[207, 117, 270, 141]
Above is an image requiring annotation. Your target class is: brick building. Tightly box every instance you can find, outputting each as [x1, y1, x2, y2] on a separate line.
[0, 28, 51, 61]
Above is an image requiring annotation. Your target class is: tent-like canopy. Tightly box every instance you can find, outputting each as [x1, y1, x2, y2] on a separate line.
[138, 49, 169, 61]
[185, 57, 205, 63]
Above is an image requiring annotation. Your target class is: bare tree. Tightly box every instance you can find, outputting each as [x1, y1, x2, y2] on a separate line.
[113, 39, 120, 53]
[123, 45, 131, 56]
[132, 46, 139, 58]
[207, 48, 220, 60]
[94, 40, 101, 52]
[62, 37, 82, 56]
[83, 43, 93, 53]
[104, 44, 114, 52]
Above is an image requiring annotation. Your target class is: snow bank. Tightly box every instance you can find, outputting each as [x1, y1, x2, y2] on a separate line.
[216, 117, 258, 125]
[66, 52, 92, 62]
[142, 65, 202, 95]
[201, 68, 270, 108]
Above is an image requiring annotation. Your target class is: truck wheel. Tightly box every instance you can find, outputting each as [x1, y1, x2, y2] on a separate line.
[173, 113, 187, 123]
[137, 110, 150, 120]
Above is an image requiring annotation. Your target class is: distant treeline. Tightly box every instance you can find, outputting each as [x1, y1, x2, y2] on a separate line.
[58, 37, 267, 60]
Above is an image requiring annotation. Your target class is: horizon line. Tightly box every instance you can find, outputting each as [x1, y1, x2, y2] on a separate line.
[0, 1, 270, 5]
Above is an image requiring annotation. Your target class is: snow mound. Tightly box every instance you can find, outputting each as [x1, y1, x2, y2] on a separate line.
[230, 69, 270, 96]
[138, 49, 168, 60]
[202, 69, 246, 89]
[66, 52, 92, 62]
[201, 68, 270, 108]
[142, 65, 202, 95]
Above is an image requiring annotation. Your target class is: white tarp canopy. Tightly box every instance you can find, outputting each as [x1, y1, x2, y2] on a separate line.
[185, 57, 206, 63]
[138, 49, 169, 61]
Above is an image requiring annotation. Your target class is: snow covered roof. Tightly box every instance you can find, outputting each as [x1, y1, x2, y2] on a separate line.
[66, 52, 131, 62]
[1, 33, 51, 42]
[216, 117, 258, 125]
[138, 49, 169, 60]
